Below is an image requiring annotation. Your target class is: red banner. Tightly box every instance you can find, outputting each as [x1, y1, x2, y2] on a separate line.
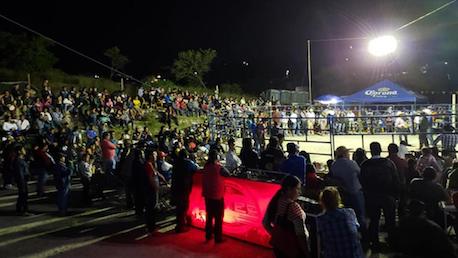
[189, 173, 280, 247]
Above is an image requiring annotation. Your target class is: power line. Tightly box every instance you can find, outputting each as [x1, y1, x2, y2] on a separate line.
[0, 13, 145, 85]
[396, 0, 457, 31]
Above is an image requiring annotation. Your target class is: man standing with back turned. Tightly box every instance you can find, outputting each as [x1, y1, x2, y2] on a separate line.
[360, 142, 400, 252]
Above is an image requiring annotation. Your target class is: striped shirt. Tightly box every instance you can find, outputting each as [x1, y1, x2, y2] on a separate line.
[433, 133, 458, 151]
[275, 197, 309, 238]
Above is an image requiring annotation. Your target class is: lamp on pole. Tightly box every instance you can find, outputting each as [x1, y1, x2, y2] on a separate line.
[306, 35, 398, 104]
[305, 0, 456, 104]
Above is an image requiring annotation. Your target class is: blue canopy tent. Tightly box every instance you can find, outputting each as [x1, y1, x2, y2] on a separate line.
[342, 80, 427, 103]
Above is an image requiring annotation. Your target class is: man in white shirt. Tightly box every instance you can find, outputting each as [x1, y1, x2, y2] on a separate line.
[2, 115, 18, 132]
[225, 138, 241, 172]
[306, 109, 315, 135]
[41, 109, 52, 123]
[395, 112, 409, 144]
[347, 110, 356, 132]
[290, 109, 298, 135]
[17, 115, 30, 131]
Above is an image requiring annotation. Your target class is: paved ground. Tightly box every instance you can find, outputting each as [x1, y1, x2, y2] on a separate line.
[0, 179, 400, 258]
[0, 179, 274, 258]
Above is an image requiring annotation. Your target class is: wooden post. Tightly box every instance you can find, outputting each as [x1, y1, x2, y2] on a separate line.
[120, 78, 124, 91]
[27, 73, 31, 86]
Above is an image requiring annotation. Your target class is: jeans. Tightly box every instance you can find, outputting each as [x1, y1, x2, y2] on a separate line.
[344, 191, 368, 244]
[419, 133, 429, 147]
[175, 195, 190, 231]
[205, 198, 224, 241]
[103, 159, 116, 175]
[36, 168, 48, 196]
[427, 128, 434, 145]
[57, 187, 70, 213]
[144, 190, 158, 232]
[16, 181, 28, 213]
[81, 177, 92, 205]
[366, 195, 396, 246]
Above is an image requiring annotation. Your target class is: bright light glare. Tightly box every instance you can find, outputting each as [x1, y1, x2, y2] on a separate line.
[319, 98, 341, 105]
[368, 35, 398, 57]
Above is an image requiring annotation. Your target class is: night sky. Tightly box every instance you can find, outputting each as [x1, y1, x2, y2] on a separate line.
[2, 0, 458, 95]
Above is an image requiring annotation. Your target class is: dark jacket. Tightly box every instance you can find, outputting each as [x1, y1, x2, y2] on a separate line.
[409, 179, 448, 221]
[388, 154, 407, 186]
[393, 215, 455, 258]
[14, 157, 29, 190]
[239, 148, 259, 169]
[260, 147, 285, 171]
[360, 157, 400, 199]
[171, 158, 198, 200]
[54, 162, 72, 190]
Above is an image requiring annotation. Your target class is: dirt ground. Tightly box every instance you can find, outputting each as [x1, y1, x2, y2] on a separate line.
[236, 133, 425, 166]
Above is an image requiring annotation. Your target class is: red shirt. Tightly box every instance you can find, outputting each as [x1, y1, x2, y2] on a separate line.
[101, 139, 116, 160]
[202, 163, 225, 200]
[145, 161, 159, 190]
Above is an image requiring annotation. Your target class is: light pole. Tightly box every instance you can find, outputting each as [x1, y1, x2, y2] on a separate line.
[307, 40, 312, 103]
[305, 0, 456, 104]
[306, 35, 396, 103]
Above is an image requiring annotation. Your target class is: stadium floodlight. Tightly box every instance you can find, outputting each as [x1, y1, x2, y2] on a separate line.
[368, 35, 398, 57]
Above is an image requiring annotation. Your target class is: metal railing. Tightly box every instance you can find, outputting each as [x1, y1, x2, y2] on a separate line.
[208, 112, 458, 162]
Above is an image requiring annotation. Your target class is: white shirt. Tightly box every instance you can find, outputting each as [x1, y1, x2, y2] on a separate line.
[347, 111, 355, 121]
[18, 119, 30, 131]
[2, 121, 18, 132]
[161, 161, 173, 172]
[281, 112, 288, 124]
[79, 161, 93, 179]
[398, 144, 409, 159]
[41, 112, 52, 122]
[225, 149, 242, 172]
[290, 112, 298, 123]
[395, 117, 406, 128]
[63, 98, 73, 105]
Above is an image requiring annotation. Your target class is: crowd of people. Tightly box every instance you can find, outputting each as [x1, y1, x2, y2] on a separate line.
[0, 80, 254, 225]
[211, 103, 458, 147]
[260, 139, 458, 257]
[1, 80, 458, 257]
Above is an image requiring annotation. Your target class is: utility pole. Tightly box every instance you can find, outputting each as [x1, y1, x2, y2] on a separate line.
[307, 40, 312, 104]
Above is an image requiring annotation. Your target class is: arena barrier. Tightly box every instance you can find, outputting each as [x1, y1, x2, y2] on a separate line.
[208, 112, 458, 164]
